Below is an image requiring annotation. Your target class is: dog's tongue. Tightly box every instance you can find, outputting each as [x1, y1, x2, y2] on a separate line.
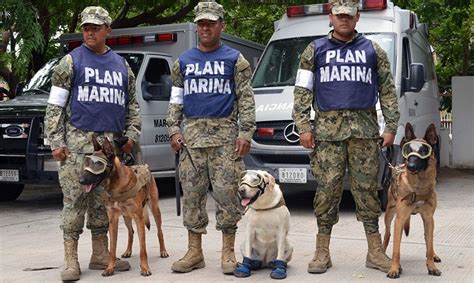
[241, 198, 251, 207]
[84, 184, 93, 193]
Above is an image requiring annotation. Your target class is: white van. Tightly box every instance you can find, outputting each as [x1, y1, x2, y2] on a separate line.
[0, 23, 264, 201]
[245, 0, 441, 189]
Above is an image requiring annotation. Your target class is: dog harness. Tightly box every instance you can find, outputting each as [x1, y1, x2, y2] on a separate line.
[105, 164, 151, 202]
[390, 164, 433, 203]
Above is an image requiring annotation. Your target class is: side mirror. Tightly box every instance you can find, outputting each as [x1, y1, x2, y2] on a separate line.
[401, 63, 425, 96]
[15, 82, 25, 96]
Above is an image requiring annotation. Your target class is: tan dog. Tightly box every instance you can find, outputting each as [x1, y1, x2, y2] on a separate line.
[80, 137, 168, 277]
[383, 123, 441, 278]
[235, 170, 293, 279]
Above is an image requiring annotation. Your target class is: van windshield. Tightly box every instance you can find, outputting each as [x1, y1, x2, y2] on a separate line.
[21, 53, 144, 95]
[252, 33, 396, 89]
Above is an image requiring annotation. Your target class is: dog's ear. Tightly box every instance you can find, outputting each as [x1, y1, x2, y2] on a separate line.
[404, 123, 416, 142]
[92, 135, 101, 151]
[263, 172, 275, 191]
[424, 123, 438, 147]
[102, 138, 115, 160]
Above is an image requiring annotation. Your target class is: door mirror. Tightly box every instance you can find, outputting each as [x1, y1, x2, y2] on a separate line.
[401, 63, 425, 96]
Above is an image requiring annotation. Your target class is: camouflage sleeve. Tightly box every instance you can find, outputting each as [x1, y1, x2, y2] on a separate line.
[293, 42, 315, 134]
[234, 54, 256, 141]
[167, 59, 184, 137]
[373, 41, 400, 134]
[124, 62, 141, 142]
[45, 55, 73, 150]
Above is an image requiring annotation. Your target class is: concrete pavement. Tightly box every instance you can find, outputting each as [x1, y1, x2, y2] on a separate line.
[0, 168, 473, 282]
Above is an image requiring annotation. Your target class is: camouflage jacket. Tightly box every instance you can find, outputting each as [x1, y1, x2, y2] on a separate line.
[45, 51, 141, 153]
[293, 31, 400, 141]
[167, 49, 256, 148]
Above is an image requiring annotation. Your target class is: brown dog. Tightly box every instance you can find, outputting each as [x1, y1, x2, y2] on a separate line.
[383, 123, 441, 278]
[80, 137, 168, 276]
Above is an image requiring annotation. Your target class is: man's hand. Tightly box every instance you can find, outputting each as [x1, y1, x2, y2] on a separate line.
[121, 138, 135, 154]
[52, 147, 70, 161]
[300, 132, 315, 149]
[235, 138, 250, 157]
[170, 133, 184, 153]
[381, 132, 395, 147]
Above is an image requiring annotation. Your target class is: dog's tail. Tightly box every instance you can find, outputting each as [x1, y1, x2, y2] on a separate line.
[143, 207, 151, 231]
[404, 218, 411, 236]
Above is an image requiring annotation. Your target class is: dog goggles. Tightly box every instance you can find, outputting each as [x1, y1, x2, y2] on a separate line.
[401, 140, 432, 159]
[84, 155, 110, 175]
[239, 171, 266, 192]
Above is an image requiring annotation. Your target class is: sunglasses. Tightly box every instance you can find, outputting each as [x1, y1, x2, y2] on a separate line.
[401, 140, 432, 159]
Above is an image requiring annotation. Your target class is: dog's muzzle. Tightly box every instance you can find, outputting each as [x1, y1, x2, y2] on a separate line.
[238, 171, 267, 207]
[84, 155, 110, 175]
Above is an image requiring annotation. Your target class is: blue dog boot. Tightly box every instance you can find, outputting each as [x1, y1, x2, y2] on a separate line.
[270, 259, 288, 280]
[234, 257, 252, 277]
[250, 258, 262, 270]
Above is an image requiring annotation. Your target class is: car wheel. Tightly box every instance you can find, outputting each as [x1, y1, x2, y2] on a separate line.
[0, 183, 24, 201]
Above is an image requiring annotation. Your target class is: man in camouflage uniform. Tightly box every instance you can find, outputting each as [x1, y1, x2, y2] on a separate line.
[167, 1, 256, 275]
[292, 0, 400, 274]
[45, 6, 140, 281]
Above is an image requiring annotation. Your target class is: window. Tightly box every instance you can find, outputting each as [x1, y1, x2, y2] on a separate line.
[141, 57, 171, 101]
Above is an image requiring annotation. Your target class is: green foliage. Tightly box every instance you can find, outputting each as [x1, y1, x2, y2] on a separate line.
[393, 0, 473, 111]
[1, 0, 45, 79]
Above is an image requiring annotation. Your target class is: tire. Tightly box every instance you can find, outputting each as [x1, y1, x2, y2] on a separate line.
[0, 183, 24, 201]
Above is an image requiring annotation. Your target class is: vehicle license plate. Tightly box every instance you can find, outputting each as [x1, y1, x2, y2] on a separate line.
[0, 169, 19, 182]
[278, 168, 307, 183]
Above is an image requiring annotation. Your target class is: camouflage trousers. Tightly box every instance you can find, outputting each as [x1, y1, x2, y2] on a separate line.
[178, 144, 244, 234]
[58, 152, 108, 240]
[310, 138, 381, 235]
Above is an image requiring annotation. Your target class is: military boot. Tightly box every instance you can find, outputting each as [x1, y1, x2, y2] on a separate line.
[61, 240, 81, 281]
[366, 232, 391, 272]
[88, 234, 130, 271]
[221, 232, 237, 274]
[171, 231, 205, 273]
[308, 234, 332, 273]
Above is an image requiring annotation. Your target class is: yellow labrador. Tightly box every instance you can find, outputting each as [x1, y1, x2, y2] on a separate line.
[234, 170, 293, 279]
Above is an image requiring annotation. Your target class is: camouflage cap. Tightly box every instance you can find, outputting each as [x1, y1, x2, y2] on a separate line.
[330, 0, 359, 16]
[80, 6, 112, 26]
[194, 1, 224, 22]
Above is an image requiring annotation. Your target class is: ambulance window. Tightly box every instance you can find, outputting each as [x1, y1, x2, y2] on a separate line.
[120, 53, 144, 76]
[402, 38, 411, 79]
[141, 58, 171, 101]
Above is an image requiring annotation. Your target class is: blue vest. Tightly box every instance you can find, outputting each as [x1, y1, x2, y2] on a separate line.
[179, 45, 239, 118]
[313, 35, 378, 111]
[70, 45, 128, 132]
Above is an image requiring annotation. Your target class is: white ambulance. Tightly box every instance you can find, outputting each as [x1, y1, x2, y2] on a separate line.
[245, 0, 441, 190]
[0, 23, 263, 200]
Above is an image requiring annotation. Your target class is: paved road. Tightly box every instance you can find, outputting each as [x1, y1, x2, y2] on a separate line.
[1, 168, 473, 282]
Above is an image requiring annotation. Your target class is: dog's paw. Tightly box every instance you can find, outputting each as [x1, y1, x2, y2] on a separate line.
[101, 269, 115, 277]
[428, 268, 442, 276]
[140, 268, 152, 276]
[386, 267, 401, 279]
[121, 251, 132, 258]
[160, 250, 169, 258]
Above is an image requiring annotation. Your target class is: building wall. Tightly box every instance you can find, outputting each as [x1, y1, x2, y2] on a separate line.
[451, 76, 474, 168]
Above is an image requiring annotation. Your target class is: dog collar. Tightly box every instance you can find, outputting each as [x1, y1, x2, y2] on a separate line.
[250, 195, 286, 211]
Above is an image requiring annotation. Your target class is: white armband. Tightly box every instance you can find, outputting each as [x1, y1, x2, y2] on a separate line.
[48, 86, 69, 107]
[170, 86, 184, 104]
[295, 69, 314, 90]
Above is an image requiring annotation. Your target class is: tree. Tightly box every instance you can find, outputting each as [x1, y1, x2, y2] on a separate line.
[393, 0, 474, 111]
[0, 0, 45, 99]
